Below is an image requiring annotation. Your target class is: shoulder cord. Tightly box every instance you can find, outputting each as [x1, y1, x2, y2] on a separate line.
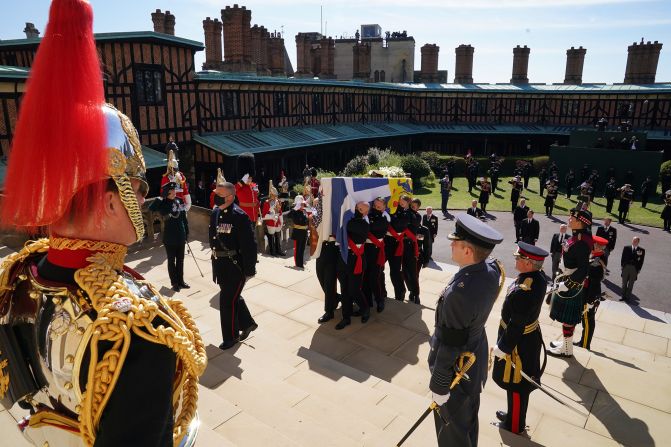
[73, 253, 207, 446]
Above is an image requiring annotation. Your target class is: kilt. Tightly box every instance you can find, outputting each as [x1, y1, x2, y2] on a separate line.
[550, 288, 583, 325]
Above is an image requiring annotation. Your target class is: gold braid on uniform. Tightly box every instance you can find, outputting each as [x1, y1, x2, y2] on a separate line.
[74, 253, 207, 446]
[494, 258, 506, 300]
[0, 239, 50, 294]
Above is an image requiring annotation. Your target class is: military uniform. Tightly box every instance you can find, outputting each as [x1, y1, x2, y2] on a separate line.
[617, 186, 634, 224]
[363, 207, 389, 312]
[160, 149, 192, 211]
[544, 182, 558, 216]
[565, 171, 575, 199]
[620, 243, 645, 302]
[428, 214, 503, 447]
[0, 3, 206, 443]
[510, 178, 523, 212]
[288, 197, 309, 268]
[576, 237, 607, 350]
[549, 206, 593, 357]
[385, 206, 411, 301]
[403, 208, 422, 304]
[316, 238, 340, 323]
[661, 190, 671, 231]
[210, 202, 258, 348]
[492, 243, 548, 434]
[336, 212, 370, 329]
[150, 187, 190, 290]
[604, 179, 618, 214]
[595, 224, 617, 265]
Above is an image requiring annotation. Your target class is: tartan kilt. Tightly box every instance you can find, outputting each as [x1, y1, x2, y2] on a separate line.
[550, 288, 584, 325]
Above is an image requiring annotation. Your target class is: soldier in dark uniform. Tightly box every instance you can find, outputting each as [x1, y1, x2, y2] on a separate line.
[288, 195, 309, 268]
[336, 201, 371, 329]
[467, 160, 479, 193]
[522, 161, 532, 189]
[565, 169, 575, 199]
[490, 161, 501, 192]
[513, 198, 530, 242]
[617, 184, 634, 224]
[428, 214, 503, 447]
[422, 206, 439, 262]
[150, 181, 190, 291]
[640, 176, 653, 208]
[595, 217, 617, 265]
[412, 199, 432, 272]
[210, 174, 259, 350]
[316, 234, 340, 323]
[620, 237, 645, 303]
[510, 176, 523, 212]
[403, 198, 422, 304]
[575, 236, 607, 350]
[538, 167, 548, 197]
[548, 204, 593, 357]
[363, 197, 390, 313]
[0, 2, 207, 443]
[492, 242, 548, 434]
[544, 179, 558, 216]
[385, 195, 411, 301]
[661, 189, 671, 232]
[604, 176, 618, 214]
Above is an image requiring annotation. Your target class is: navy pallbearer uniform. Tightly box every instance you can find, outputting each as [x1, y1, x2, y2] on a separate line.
[363, 207, 389, 311]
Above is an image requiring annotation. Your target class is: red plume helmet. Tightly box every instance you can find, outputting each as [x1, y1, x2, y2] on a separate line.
[1, 0, 107, 230]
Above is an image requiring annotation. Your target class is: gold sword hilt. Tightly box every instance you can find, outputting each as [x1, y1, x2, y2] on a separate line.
[450, 351, 475, 389]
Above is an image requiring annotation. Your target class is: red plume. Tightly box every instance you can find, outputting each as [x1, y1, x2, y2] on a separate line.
[1, 0, 107, 230]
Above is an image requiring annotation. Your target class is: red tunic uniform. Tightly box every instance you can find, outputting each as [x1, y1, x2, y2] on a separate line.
[235, 181, 260, 222]
[161, 172, 189, 201]
[262, 199, 282, 229]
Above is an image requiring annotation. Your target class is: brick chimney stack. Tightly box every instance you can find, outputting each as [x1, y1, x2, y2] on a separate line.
[319, 37, 336, 79]
[420, 44, 440, 83]
[564, 46, 586, 85]
[511, 45, 530, 84]
[164, 10, 176, 35]
[353, 43, 371, 81]
[23, 23, 40, 39]
[269, 31, 286, 76]
[454, 44, 474, 84]
[203, 17, 223, 69]
[251, 25, 271, 75]
[151, 9, 166, 34]
[624, 40, 663, 84]
[221, 4, 254, 72]
[295, 33, 313, 78]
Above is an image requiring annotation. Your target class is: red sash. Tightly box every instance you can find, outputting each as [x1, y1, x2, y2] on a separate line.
[387, 225, 405, 257]
[403, 229, 420, 258]
[367, 233, 386, 266]
[348, 238, 365, 274]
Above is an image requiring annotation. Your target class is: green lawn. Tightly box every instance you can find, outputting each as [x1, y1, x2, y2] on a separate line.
[414, 176, 667, 228]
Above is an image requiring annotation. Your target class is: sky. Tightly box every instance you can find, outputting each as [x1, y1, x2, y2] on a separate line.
[1, 0, 670, 84]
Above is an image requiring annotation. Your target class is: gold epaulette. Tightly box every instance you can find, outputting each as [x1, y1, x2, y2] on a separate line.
[500, 319, 539, 335]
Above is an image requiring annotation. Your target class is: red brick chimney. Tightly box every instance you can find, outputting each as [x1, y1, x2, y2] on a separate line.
[511, 45, 530, 84]
[251, 25, 270, 75]
[454, 44, 474, 84]
[221, 4, 253, 72]
[353, 43, 371, 81]
[624, 40, 663, 84]
[420, 44, 440, 83]
[164, 10, 175, 35]
[151, 9, 166, 34]
[295, 33, 313, 78]
[203, 17, 223, 69]
[23, 22, 40, 39]
[319, 37, 336, 79]
[269, 32, 286, 77]
[564, 46, 586, 85]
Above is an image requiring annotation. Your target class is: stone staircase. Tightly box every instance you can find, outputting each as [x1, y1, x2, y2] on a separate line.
[2, 239, 670, 446]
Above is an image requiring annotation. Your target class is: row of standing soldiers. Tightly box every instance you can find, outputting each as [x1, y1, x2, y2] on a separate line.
[315, 195, 438, 329]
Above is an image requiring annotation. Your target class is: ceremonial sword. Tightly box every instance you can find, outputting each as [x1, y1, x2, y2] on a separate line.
[396, 352, 476, 446]
[186, 240, 204, 277]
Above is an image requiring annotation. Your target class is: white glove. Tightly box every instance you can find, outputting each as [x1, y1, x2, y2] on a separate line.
[432, 392, 449, 406]
[492, 345, 507, 359]
[184, 194, 192, 212]
[557, 282, 569, 293]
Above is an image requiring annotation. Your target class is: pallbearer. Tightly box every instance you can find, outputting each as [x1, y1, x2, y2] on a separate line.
[492, 242, 548, 434]
[385, 194, 411, 301]
[363, 197, 390, 313]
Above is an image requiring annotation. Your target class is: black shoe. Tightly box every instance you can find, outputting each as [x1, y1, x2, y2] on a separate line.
[414, 296, 421, 305]
[395, 296, 404, 302]
[239, 323, 258, 341]
[361, 312, 370, 324]
[496, 411, 507, 423]
[335, 318, 351, 330]
[219, 340, 238, 350]
[318, 312, 334, 324]
[376, 302, 385, 313]
[179, 282, 190, 289]
[172, 285, 181, 292]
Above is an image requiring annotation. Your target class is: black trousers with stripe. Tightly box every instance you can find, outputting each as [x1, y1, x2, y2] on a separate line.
[577, 303, 597, 349]
[214, 257, 255, 343]
[292, 228, 308, 267]
[505, 389, 531, 434]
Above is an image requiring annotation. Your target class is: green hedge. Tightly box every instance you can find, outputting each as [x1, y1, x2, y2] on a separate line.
[401, 155, 432, 188]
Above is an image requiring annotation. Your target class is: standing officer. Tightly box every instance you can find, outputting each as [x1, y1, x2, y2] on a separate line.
[492, 242, 548, 435]
[620, 237, 645, 303]
[565, 169, 576, 199]
[519, 209, 540, 245]
[595, 217, 617, 266]
[428, 213, 503, 447]
[617, 184, 634, 224]
[336, 201, 371, 329]
[548, 204, 593, 357]
[549, 224, 568, 281]
[316, 233, 340, 323]
[544, 179, 558, 216]
[510, 176, 523, 212]
[363, 197, 390, 313]
[385, 194, 411, 302]
[576, 236, 608, 349]
[640, 176, 653, 208]
[289, 195, 309, 268]
[662, 189, 671, 232]
[513, 198, 530, 242]
[210, 172, 259, 350]
[439, 173, 451, 216]
[161, 149, 192, 211]
[150, 182, 190, 291]
[604, 176, 618, 214]
[422, 206, 439, 261]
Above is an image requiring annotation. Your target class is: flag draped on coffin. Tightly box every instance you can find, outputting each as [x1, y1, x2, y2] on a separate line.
[315, 177, 413, 261]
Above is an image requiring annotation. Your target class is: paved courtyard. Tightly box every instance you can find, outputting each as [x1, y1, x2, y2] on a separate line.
[1, 233, 670, 446]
